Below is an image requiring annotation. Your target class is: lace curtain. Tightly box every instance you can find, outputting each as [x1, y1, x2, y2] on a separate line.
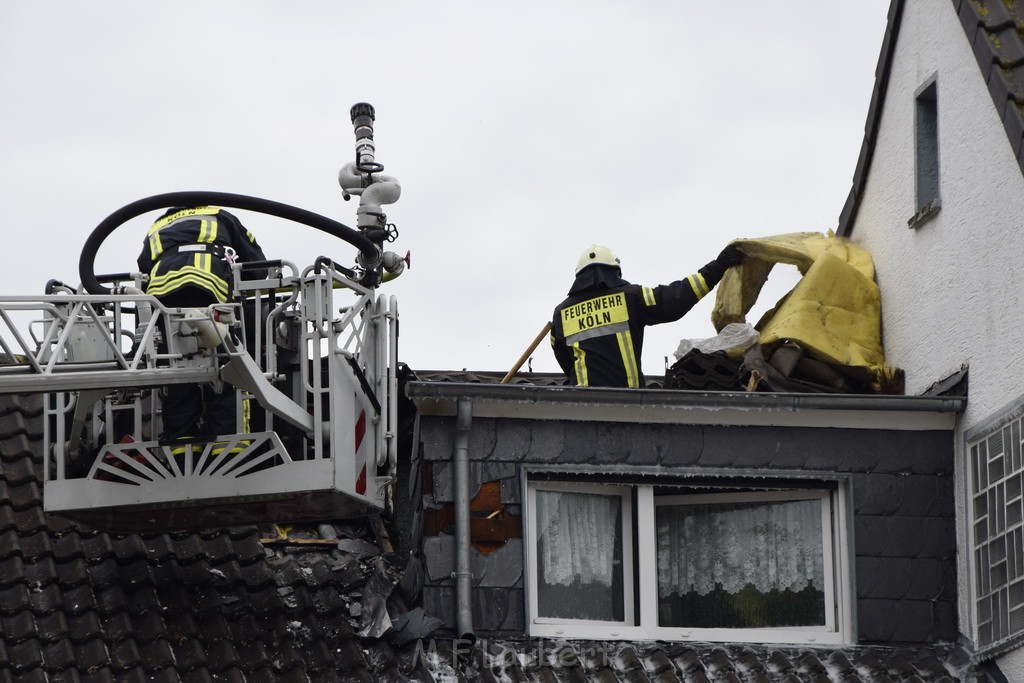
[656, 497, 824, 596]
[536, 489, 620, 587]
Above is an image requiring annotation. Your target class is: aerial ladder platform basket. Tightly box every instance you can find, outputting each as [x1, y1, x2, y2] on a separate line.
[0, 104, 407, 532]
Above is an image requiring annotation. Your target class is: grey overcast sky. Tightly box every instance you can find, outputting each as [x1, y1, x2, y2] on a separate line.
[0, 1, 890, 376]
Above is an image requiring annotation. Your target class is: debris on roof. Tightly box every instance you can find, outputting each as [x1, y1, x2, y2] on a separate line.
[0, 394, 442, 681]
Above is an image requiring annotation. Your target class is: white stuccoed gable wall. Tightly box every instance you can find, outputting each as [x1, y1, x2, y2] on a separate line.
[849, 0, 1024, 674]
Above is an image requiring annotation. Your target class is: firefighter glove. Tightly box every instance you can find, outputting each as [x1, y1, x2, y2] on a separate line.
[717, 245, 745, 268]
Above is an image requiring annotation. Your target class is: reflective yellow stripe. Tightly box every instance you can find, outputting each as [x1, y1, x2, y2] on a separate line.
[149, 233, 161, 260]
[147, 267, 229, 302]
[572, 343, 589, 386]
[196, 217, 219, 244]
[687, 273, 711, 300]
[642, 286, 656, 306]
[150, 206, 221, 231]
[243, 399, 251, 433]
[616, 331, 640, 388]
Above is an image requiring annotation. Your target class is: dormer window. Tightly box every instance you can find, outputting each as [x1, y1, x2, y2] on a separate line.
[524, 474, 854, 644]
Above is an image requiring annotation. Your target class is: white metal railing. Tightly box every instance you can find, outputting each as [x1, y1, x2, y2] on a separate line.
[0, 258, 397, 528]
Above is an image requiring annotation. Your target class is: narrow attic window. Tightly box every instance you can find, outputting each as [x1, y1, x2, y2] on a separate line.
[909, 74, 940, 229]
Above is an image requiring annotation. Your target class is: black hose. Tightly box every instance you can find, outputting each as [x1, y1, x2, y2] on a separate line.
[78, 191, 378, 295]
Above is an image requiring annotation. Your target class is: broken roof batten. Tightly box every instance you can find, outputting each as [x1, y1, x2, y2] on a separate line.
[406, 381, 963, 431]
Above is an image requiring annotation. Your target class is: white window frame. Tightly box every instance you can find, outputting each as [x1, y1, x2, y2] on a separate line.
[525, 479, 853, 645]
[525, 481, 647, 640]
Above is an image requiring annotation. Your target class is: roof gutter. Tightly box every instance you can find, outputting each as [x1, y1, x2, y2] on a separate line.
[406, 382, 964, 431]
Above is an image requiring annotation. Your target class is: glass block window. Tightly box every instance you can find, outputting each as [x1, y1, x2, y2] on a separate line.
[971, 416, 1024, 650]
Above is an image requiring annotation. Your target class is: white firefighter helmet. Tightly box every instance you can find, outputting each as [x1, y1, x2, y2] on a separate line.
[575, 244, 620, 275]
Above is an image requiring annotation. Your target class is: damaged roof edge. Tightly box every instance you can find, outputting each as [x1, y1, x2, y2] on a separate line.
[837, 0, 904, 237]
[405, 381, 964, 431]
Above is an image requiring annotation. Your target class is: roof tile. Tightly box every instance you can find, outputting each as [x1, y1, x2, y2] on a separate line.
[202, 639, 240, 672]
[0, 481, 41, 510]
[197, 532, 236, 564]
[16, 531, 51, 562]
[171, 638, 209, 671]
[41, 638, 77, 671]
[311, 585, 347, 617]
[170, 535, 206, 563]
[2, 610, 36, 641]
[0, 395, 42, 418]
[66, 611, 102, 643]
[51, 533, 85, 563]
[235, 638, 270, 669]
[29, 583, 63, 615]
[195, 611, 231, 641]
[176, 560, 216, 588]
[0, 555, 23, 587]
[0, 457, 37, 486]
[8, 639, 44, 672]
[130, 610, 166, 643]
[1003, 98, 1024, 158]
[141, 669, 179, 683]
[0, 529, 18, 559]
[99, 611, 134, 643]
[300, 639, 337, 673]
[118, 558, 153, 588]
[237, 558, 275, 586]
[0, 412, 33, 440]
[92, 585, 129, 618]
[182, 671, 217, 683]
[0, 580, 30, 614]
[56, 557, 90, 587]
[0, 435, 36, 464]
[638, 651, 671, 675]
[137, 638, 175, 671]
[24, 557, 59, 589]
[33, 610, 69, 643]
[80, 535, 115, 562]
[164, 610, 199, 642]
[111, 535, 148, 562]
[669, 648, 709, 678]
[733, 649, 773, 681]
[60, 585, 96, 618]
[142, 535, 176, 563]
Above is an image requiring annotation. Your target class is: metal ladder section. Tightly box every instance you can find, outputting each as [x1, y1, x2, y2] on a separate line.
[0, 262, 399, 531]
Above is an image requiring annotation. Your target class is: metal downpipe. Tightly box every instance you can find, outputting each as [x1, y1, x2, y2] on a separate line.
[453, 397, 474, 639]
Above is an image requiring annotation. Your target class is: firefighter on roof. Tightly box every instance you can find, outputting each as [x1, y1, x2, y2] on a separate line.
[550, 244, 744, 388]
[138, 206, 266, 441]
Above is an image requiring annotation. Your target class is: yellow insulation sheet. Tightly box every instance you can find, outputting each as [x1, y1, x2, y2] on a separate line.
[710, 232, 888, 371]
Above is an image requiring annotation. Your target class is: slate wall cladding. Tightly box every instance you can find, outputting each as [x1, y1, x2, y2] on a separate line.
[415, 415, 958, 644]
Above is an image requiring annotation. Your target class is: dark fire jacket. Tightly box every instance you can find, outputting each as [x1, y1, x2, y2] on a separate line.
[550, 259, 728, 388]
[137, 206, 266, 304]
